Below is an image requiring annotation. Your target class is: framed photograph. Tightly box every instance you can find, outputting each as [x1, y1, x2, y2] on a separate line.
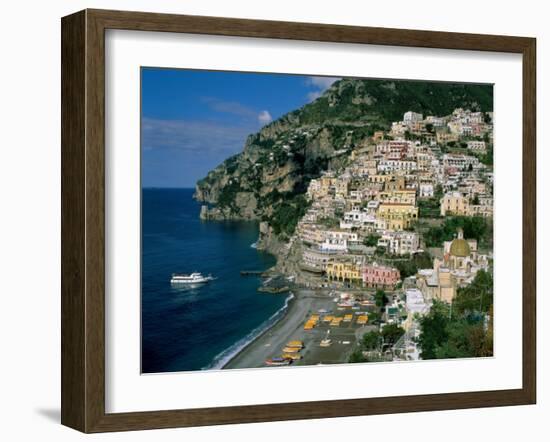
[61, 9, 536, 433]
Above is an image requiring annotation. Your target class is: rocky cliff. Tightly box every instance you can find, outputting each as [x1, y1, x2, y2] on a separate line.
[195, 78, 493, 245]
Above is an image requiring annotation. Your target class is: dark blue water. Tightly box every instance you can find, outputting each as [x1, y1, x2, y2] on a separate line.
[141, 188, 286, 373]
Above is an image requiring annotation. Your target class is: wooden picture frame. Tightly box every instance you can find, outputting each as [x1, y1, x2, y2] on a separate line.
[61, 8, 536, 433]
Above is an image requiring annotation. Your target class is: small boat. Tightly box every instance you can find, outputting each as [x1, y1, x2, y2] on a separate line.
[170, 272, 214, 284]
[337, 302, 353, 308]
[320, 330, 332, 347]
[265, 357, 292, 366]
[282, 353, 302, 360]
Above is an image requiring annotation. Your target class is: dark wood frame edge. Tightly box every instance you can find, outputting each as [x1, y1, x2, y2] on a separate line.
[61, 8, 536, 433]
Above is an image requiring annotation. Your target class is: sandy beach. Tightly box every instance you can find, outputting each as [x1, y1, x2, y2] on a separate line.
[223, 289, 374, 370]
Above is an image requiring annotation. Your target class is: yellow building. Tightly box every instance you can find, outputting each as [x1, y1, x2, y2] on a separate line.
[435, 268, 456, 303]
[368, 174, 394, 185]
[335, 178, 349, 197]
[308, 176, 338, 199]
[320, 176, 336, 191]
[417, 259, 456, 303]
[436, 131, 459, 144]
[326, 261, 363, 283]
[377, 203, 419, 231]
[440, 192, 470, 216]
[378, 189, 417, 205]
[385, 176, 406, 191]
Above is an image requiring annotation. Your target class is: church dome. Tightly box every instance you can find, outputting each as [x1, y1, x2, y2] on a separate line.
[450, 238, 470, 257]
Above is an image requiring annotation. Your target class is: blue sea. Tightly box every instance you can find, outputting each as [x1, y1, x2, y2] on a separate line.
[141, 188, 287, 373]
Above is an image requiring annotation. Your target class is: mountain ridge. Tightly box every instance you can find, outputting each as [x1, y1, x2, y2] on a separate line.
[194, 78, 493, 237]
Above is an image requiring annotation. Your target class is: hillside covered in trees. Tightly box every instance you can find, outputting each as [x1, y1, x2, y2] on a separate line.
[195, 78, 493, 241]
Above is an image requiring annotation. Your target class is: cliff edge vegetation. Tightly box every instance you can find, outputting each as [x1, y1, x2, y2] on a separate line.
[195, 78, 493, 243]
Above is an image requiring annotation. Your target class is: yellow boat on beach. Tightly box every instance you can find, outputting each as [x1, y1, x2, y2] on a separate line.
[286, 340, 304, 348]
[304, 314, 319, 330]
[282, 346, 300, 353]
[282, 353, 302, 360]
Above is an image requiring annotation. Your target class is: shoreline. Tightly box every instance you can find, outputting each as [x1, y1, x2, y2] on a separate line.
[222, 289, 301, 370]
[223, 288, 362, 370]
[203, 288, 295, 370]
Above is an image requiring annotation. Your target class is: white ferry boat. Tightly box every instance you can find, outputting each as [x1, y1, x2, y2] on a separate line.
[170, 272, 214, 285]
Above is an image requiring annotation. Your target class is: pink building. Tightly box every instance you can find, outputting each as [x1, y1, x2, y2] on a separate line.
[363, 264, 400, 289]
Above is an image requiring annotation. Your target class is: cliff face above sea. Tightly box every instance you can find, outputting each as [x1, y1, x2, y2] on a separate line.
[194, 78, 493, 249]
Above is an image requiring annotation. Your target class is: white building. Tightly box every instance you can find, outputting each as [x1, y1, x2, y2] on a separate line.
[301, 248, 339, 273]
[467, 140, 487, 153]
[306, 179, 321, 200]
[443, 154, 480, 171]
[419, 182, 434, 198]
[342, 209, 376, 228]
[378, 231, 420, 256]
[447, 120, 463, 135]
[426, 116, 446, 127]
[404, 111, 423, 123]
[377, 160, 418, 173]
[467, 111, 484, 125]
[320, 231, 359, 252]
[406, 288, 430, 315]
[391, 122, 408, 136]
[366, 200, 380, 213]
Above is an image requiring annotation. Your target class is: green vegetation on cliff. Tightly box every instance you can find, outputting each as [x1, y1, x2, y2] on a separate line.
[262, 193, 310, 240]
[424, 216, 493, 249]
[418, 270, 493, 359]
[195, 78, 493, 238]
[296, 79, 493, 125]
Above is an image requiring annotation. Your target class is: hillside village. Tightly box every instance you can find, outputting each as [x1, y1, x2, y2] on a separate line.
[292, 107, 492, 287]
[257, 107, 494, 361]
[197, 79, 495, 364]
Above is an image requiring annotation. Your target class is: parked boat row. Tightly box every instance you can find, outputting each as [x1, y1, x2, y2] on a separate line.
[265, 340, 305, 366]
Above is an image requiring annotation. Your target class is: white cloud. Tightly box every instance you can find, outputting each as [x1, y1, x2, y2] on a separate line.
[200, 96, 257, 119]
[305, 76, 341, 102]
[307, 76, 339, 89]
[307, 91, 323, 101]
[201, 96, 273, 127]
[257, 110, 273, 124]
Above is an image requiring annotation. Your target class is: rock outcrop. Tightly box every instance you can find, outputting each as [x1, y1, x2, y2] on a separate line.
[194, 77, 493, 258]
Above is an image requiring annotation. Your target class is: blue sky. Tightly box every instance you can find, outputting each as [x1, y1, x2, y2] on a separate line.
[141, 68, 339, 188]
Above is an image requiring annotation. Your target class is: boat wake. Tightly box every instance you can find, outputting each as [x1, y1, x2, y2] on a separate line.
[203, 292, 295, 370]
[250, 241, 258, 249]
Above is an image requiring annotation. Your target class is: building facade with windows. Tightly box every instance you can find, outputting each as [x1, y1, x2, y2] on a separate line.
[440, 191, 470, 216]
[377, 203, 419, 230]
[363, 264, 400, 288]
